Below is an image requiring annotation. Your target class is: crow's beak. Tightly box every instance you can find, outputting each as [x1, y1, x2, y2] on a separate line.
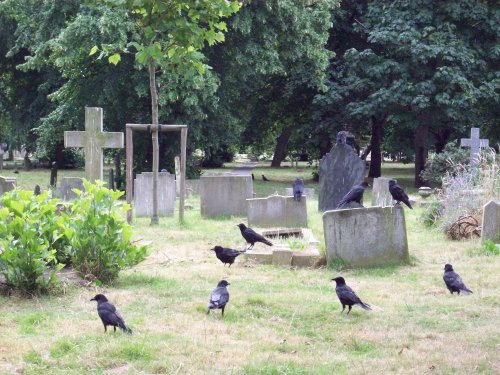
[90, 298, 95, 301]
[210, 247, 215, 251]
[227, 282, 231, 286]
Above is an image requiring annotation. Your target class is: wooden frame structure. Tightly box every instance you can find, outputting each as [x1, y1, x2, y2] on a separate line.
[125, 124, 188, 223]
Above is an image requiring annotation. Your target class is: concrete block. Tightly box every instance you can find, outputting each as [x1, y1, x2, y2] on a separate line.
[247, 195, 307, 228]
[272, 248, 293, 266]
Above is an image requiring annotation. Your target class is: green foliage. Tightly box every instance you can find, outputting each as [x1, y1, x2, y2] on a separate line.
[419, 200, 444, 227]
[482, 240, 500, 256]
[420, 143, 469, 186]
[65, 180, 147, 283]
[0, 190, 65, 295]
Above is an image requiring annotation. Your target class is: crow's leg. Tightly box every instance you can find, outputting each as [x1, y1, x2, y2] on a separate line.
[113, 326, 117, 332]
[206, 308, 211, 315]
[221, 306, 225, 317]
[347, 305, 352, 315]
[341, 305, 346, 314]
[103, 324, 107, 333]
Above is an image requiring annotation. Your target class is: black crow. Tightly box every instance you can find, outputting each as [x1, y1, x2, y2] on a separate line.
[443, 264, 473, 295]
[336, 182, 369, 209]
[211, 246, 245, 267]
[237, 223, 273, 250]
[331, 277, 371, 314]
[90, 294, 132, 333]
[389, 180, 412, 209]
[293, 178, 305, 201]
[252, 173, 255, 180]
[262, 174, 270, 181]
[33, 185, 41, 196]
[207, 280, 230, 316]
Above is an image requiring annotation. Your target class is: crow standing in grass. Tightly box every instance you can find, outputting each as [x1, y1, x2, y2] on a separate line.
[90, 294, 132, 333]
[237, 223, 273, 250]
[207, 280, 230, 316]
[331, 277, 371, 314]
[211, 246, 245, 267]
[262, 174, 270, 181]
[443, 264, 473, 295]
[389, 180, 412, 209]
[336, 182, 369, 209]
[293, 178, 305, 201]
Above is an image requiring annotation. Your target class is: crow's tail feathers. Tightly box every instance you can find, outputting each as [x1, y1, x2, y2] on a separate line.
[262, 238, 273, 246]
[404, 200, 413, 209]
[356, 301, 372, 311]
[460, 288, 473, 295]
[336, 200, 347, 209]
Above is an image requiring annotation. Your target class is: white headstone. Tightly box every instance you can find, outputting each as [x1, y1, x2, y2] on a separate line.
[460, 127, 489, 164]
[200, 175, 253, 217]
[482, 200, 500, 243]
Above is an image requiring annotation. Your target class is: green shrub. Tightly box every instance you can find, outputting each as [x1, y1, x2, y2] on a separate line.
[0, 190, 65, 295]
[420, 200, 444, 227]
[420, 142, 469, 186]
[65, 180, 147, 284]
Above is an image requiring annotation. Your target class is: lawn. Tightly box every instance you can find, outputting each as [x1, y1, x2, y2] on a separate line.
[0, 162, 498, 374]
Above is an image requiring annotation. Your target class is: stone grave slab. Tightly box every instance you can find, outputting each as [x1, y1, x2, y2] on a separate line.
[200, 175, 253, 217]
[482, 200, 500, 243]
[323, 205, 409, 267]
[284, 187, 315, 199]
[0, 176, 16, 195]
[134, 171, 176, 217]
[59, 177, 84, 200]
[371, 177, 395, 207]
[247, 195, 307, 228]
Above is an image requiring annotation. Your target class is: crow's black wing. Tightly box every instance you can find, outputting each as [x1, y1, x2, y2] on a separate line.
[209, 286, 229, 309]
[336, 185, 364, 208]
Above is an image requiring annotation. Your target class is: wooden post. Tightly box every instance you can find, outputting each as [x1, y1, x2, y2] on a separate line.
[126, 127, 133, 223]
[179, 127, 188, 222]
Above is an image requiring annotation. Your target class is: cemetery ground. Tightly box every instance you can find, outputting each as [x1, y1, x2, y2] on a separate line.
[0, 163, 499, 374]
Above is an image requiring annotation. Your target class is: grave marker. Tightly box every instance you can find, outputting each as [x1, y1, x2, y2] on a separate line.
[460, 127, 489, 164]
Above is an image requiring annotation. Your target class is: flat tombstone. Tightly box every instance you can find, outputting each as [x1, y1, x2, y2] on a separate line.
[59, 177, 84, 200]
[0, 176, 16, 195]
[284, 187, 315, 199]
[323, 205, 409, 267]
[200, 175, 253, 217]
[371, 177, 395, 207]
[482, 200, 500, 243]
[134, 171, 176, 217]
[318, 143, 365, 211]
[247, 195, 308, 228]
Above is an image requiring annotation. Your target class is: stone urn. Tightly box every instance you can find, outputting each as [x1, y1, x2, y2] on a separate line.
[418, 186, 433, 198]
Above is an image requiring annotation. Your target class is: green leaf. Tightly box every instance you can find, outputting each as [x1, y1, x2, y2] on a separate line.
[108, 53, 121, 65]
[89, 45, 99, 56]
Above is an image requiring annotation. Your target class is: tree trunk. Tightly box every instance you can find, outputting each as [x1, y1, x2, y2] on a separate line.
[271, 127, 292, 167]
[414, 124, 429, 187]
[148, 56, 159, 225]
[434, 128, 451, 153]
[55, 142, 64, 166]
[368, 115, 384, 178]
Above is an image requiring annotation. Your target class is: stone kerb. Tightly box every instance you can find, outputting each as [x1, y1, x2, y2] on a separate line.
[134, 171, 176, 217]
[283, 187, 315, 199]
[0, 176, 17, 195]
[247, 195, 308, 228]
[200, 174, 253, 217]
[482, 200, 500, 243]
[323, 205, 409, 267]
[371, 177, 395, 207]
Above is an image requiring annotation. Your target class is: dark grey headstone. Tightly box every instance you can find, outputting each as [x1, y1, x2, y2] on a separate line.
[318, 143, 365, 211]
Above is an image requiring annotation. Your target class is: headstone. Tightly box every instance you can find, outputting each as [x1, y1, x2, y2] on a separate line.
[134, 171, 176, 217]
[64, 107, 124, 183]
[200, 175, 253, 217]
[284, 187, 315, 199]
[318, 139, 365, 211]
[323, 205, 409, 267]
[371, 177, 395, 207]
[0, 176, 16, 195]
[50, 162, 58, 188]
[460, 127, 489, 164]
[174, 156, 181, 195]
[482, 200, 500, 243]
[59, 177, 84, 200]
[247, 195, 308, 228]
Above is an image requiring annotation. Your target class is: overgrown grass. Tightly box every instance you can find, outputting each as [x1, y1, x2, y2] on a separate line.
[0, 163, 498, 374]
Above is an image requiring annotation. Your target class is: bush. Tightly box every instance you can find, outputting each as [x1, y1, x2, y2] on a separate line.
[420, 200, 444, 227]
[65, 180, 147, 284]
[0, 190, 65, 295]
[420, 142, 469, 186]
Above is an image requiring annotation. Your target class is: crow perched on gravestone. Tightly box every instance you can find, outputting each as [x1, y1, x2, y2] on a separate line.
[33, 184, 41, 196]
[331, 277, 371, 314]
[262, 174, 270, 181]
[211, 246, 245, 267]
[336, 182, 369, 209]
[207, 280, 230, 316]
[443, 264, 473, 295]
[90, 294, 132, 333]
[389, 180, 412, 209]
[293, 178, 305, 201]
[237, 223, 273, 250]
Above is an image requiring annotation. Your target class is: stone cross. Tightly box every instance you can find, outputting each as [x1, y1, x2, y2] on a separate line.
[460, 127, 489, 163]
[64, 107, 124, 183]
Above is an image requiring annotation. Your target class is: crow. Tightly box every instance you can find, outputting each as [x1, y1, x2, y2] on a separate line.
[207, 280, 230, 316]
[336, 182, 369, 209]
[331, 277, 371, 314]
[443, 264, 473, 295]
[252, 173, 255, 181]
[33, 184, 41, 196]
[211, 246, 245, 267]
[262, 174, 270, 181]
[237, 223, 273, 250]
[90, 294, 132, 333]
[293, 178, 305, 201]
[389, 180, 412, 209]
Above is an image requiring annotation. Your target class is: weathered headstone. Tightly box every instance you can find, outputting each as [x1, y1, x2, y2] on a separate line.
[284, 187, 315, 199]
[64, 107, 124, 183]
[200, 175, 253, 217]
[318, 140, 365, 211]
[460, 127, 489, 164]
[0, 176, 16, 195]
[247, 195, 308, 228]
[482, 200, 500, 243]
[323, 205, 409, 267]
[371, 177, 395, 207]
[59, 177, 84, 200]
[50, 161, 58, 188]
[134, 171, 176, 217]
